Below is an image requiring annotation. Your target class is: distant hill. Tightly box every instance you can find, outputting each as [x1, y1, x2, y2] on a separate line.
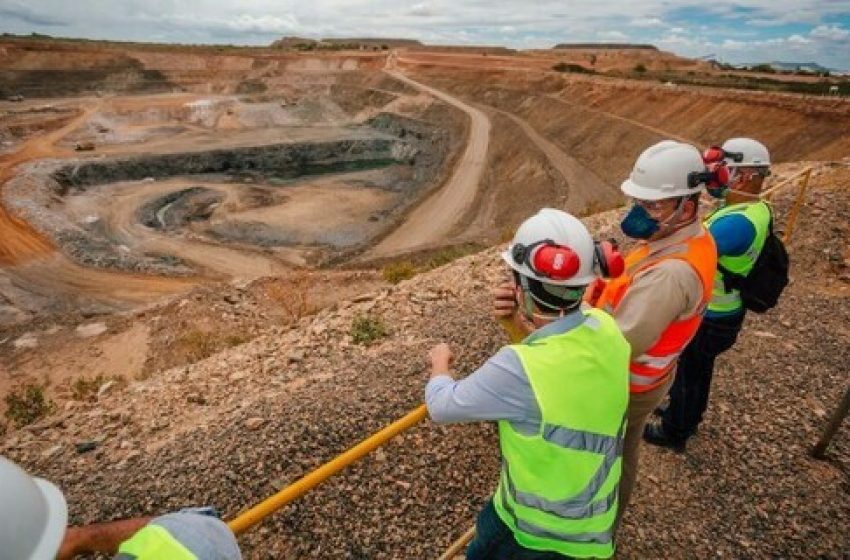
[271, 37, 423, 50]
[738, 61, 832, 73]
[322, 38, 423, 46]
[554, 43, 658, 51]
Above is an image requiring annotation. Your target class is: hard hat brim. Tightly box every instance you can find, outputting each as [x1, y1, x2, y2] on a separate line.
[620, 178, 688, 200]
[29, 478, 68, 560]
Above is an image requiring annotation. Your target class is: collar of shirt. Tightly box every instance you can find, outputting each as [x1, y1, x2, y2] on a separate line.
[644, 219, 704, 255]
[524, 308, 588, 344]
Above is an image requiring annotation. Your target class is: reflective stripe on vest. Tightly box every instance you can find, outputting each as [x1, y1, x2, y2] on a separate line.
[116, 524, 198, 560]
[502, 413, 626, 522]
[593, 226, 717, 394]
[493, 308, 630, 559]
[704, 201, 771, 314]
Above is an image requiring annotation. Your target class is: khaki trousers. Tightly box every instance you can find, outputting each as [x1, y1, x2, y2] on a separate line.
[616, 371, 675, 527]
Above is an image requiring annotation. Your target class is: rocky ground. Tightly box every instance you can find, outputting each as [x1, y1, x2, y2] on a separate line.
[2, 163, 849, 559]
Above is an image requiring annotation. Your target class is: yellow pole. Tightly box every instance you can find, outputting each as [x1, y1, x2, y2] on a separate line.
[228, 404, 428, 535]
[437, 526, 476, 560]
[782, 168, 813, 244]
[761, 167, 811, 201]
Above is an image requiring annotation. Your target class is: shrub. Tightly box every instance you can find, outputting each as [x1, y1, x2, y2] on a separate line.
[351, 315, 388, 345]
[72, 375, 106, 402]
[4, 384, 54, 427]
[382, 260, 417, 284]
[633, 63, 647, 74]
[175, 330, 219, 362]
[266, 273, 312, 319]
[72, 375, 126, 402]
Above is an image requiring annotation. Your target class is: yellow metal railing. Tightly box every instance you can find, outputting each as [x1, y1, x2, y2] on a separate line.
[228, 404, 428, 535]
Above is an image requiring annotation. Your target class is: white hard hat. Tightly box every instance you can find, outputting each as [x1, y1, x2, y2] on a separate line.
[621, 140, 707, 200]
[501, 208, 596, 287]
[0, 457, 68, 560]
[721, 137, 771, 168]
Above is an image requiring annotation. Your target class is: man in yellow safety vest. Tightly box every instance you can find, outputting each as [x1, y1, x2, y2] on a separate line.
[0, 456, 242, 560]
[427, 209, 630, 559]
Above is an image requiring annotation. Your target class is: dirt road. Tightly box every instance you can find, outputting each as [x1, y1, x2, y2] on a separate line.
[366, 69, 491, 258]
[0, 101, 104, 264]
[495, 109, 621, 212]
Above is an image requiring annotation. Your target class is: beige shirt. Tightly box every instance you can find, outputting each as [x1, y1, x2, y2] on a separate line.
[614, 220, 706, 358]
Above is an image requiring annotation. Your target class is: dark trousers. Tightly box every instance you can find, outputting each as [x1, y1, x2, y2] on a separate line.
[662, 312, 744, 442]
[466, 499, 574, 560]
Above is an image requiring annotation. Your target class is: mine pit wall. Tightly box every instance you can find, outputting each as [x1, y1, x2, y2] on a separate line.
[51, 138, 407, 189]
[407, 66, 850, 165]
[0, 38, 388, 98]
[3, 112, 455, 273]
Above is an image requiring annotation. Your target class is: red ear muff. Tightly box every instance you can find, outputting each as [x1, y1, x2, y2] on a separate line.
[703, 162, 731, 198]
[594, 239, 624, 279]
[703, 146, 725, 164]
[707, 162, 729, 189]
[689, 162, 730, 192]
[530, 243, 580, 281]
[703, 145, 744, 164]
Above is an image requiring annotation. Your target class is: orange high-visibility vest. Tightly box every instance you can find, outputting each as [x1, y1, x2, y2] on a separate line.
[594, 226, 717, 393]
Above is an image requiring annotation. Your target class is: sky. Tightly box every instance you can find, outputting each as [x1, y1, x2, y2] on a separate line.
[1, 1, 849, 70]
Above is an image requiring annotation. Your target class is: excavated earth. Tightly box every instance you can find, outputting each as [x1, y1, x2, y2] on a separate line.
[2, 164, 848, 559]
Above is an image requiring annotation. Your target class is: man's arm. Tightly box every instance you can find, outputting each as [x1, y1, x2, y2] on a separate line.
[58, 517, 153, 560]
[426, 345, 540, 428]
[613, 260, 703, 357]
[709, 214, 756, 257]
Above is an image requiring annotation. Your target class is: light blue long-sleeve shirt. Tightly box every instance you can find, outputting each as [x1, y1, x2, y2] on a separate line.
[425, 310, 590, 435]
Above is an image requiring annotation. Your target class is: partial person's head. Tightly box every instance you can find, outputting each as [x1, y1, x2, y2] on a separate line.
[716, 137, 771, 204]
[0, 457, 68, 560]
[503, 209, 622, 326]
[620, 141, 707, 241]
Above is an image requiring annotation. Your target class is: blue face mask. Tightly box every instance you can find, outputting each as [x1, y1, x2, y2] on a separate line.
[620, 203, 659, 239]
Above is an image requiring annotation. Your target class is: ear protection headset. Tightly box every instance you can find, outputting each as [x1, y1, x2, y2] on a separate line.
[511, 238, 624, 282]
[511, 239, 580, 281]
[702, 146, 744, 164]
[688, 162, 731, 197]
[594, 239, 624, 279]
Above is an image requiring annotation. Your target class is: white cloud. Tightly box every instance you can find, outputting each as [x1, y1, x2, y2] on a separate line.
[787, 34, 812, 45]
[225, 14, 299, 33]
[811, 24, 850, 42]
[722, 39, 748, 50]
[596, 30, 628, 41]
[409, 3, 436, 17]
[631, 17, 665, 28]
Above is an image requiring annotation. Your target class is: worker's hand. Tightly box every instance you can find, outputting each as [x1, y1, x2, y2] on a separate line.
[492, 280, 517, 319]
[428, 343, 454, 377]
[56, 527, 84, 560]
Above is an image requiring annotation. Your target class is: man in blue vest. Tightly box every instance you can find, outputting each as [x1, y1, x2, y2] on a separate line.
[0, 456, 242, 560]
[644, 138, 773, 452]
[426, 209, 630, 559]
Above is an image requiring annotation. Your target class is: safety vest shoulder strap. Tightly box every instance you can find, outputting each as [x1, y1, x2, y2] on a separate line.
[116, 524, 198, 560]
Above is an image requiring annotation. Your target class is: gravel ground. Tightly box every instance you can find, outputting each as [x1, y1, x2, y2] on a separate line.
[3, 163, 848, 559]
